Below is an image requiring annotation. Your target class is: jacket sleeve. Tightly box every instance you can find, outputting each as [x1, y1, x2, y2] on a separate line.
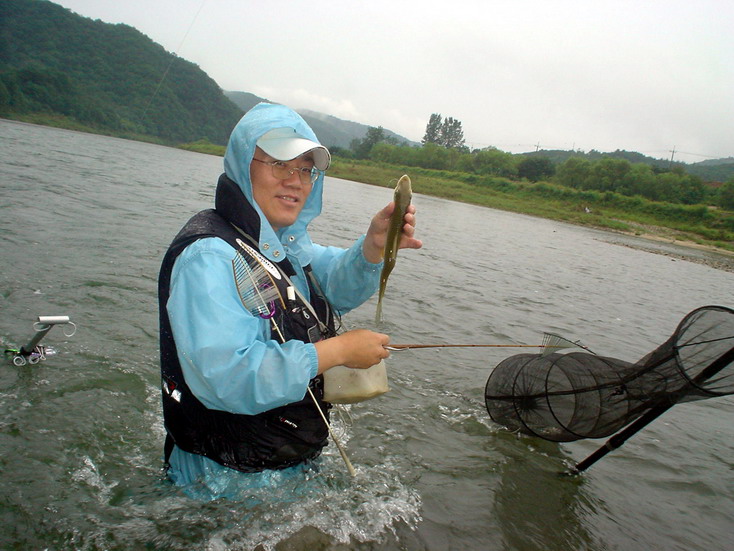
[308, 235, 383, 314]
[166, 237, 319, 416]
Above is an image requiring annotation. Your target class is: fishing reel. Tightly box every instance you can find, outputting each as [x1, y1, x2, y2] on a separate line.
[4, 315, 76, 366]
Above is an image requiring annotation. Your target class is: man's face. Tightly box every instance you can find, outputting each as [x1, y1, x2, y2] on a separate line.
[249, 148, 315, 229]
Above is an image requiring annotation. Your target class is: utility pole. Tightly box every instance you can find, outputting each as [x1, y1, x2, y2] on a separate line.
[669, 146, 676, 167]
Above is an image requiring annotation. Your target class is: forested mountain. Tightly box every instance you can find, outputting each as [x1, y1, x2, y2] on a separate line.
[296, 109, 418, 150]
[224, 92, 417, 150]
[223, 91, 265, 117]
[520, 149, 677, 168]
[0, 0, 245, 144]
[0, 0, 414, 148]
[520, 149, 734, 182]
[686, 158, 734, 183]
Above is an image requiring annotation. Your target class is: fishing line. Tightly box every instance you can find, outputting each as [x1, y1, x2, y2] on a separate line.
[141, 0, 209, 121]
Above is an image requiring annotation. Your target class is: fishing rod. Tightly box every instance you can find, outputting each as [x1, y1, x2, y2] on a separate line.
[387, 344, 549, 350]
[386, 333, 594, 354]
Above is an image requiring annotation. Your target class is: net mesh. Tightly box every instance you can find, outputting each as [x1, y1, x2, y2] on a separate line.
[485, 306, 734, 442]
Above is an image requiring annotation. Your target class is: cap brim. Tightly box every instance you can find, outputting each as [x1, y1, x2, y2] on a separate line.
[257, 129, 331, 170]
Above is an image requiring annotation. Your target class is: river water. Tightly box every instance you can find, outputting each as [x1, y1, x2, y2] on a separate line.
[1, 119, 733, 550]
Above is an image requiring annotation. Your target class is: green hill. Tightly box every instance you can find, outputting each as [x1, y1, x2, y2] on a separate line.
[520, 149, 734, 183]
[0, 0, 244, 144]
[297, 109, 418, 150]
[224, 92, 417, 150]
[687, 158, 734, 183]
[223, 91, 267, 117]
[0, 0, 416, 149]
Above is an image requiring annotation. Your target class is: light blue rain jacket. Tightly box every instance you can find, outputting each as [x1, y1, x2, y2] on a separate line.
[165, 103, 382, 495]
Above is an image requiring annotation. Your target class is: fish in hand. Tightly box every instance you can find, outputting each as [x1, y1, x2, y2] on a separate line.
[375, 174, 412, 324]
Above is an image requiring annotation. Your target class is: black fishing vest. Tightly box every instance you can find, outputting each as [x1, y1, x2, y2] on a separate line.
[158, 174, 336, 472]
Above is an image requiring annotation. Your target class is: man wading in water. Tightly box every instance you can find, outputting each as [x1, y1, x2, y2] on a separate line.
[158, 102, 421, 497]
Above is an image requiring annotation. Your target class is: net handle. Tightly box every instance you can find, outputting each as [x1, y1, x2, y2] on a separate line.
[569, 344, 734, 474]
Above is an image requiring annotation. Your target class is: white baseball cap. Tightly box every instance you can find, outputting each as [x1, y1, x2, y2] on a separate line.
[256, 128, 331, 170]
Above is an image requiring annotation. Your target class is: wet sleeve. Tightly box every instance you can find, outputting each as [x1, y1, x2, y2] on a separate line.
[309, 235, 383, 314]
[166, 238, 319, 416]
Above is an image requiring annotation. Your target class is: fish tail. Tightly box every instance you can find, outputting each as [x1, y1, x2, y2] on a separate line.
[375, 297, 383, 325]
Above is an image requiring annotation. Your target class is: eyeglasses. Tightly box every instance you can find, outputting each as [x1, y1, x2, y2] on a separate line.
[252, 158, 324, 185]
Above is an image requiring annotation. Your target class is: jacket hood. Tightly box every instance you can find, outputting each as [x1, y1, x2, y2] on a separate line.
[223, 102, 325, 265]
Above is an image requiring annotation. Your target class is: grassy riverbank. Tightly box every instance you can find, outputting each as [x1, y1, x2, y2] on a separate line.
[173, 141, 734, 256]
[327, 159, 734, 255]
[5, 113, 171, 146]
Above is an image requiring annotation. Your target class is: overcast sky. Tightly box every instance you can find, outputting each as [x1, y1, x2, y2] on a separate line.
[54, 0, 733, 163]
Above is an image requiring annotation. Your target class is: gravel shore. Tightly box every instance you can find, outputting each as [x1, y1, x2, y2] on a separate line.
[603, 232, 734, 273]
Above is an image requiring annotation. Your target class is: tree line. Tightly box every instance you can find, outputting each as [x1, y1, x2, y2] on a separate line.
[342, 114, 733, 211]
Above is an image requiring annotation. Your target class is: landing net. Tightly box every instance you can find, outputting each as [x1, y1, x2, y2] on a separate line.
[485, 305, 734, 442]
